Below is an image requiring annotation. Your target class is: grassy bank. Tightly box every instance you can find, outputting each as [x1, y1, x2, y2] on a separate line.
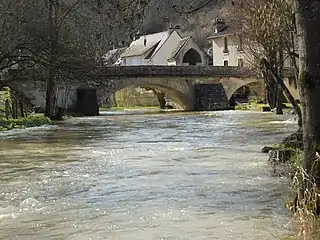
[267, 146, 320, 240]
[235, 100, 301, 113]
[100, 106, 160, 111]
[235, 101, 270, 111]
[0, 114, 51, 131]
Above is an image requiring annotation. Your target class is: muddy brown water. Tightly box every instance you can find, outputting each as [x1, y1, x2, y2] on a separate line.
[0, 110, 297, 239]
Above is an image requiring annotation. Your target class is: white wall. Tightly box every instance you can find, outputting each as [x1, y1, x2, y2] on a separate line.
[123, 56, 144, 65]
[152, 31, 182, 65]
[212, 35, 246, 66]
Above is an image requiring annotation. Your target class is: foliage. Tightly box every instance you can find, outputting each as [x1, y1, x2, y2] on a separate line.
[235, 100, 269, 111]
[0, 114, 51, 131]
[288, 165, 320, 240]
[226, 0, 296, 67]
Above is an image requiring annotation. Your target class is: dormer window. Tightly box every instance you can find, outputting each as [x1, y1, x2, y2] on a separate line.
[223, 37, 229, 53]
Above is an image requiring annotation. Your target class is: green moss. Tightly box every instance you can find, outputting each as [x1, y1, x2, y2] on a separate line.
[280, 236, 297, 240]
[100, 106, 160, 111]
[288, 149, 303, 168]
[0, 114, 51, 131]
[235, 100, 269, 111]
[167, 37, 190, 61]
[299, 70, 309, 85]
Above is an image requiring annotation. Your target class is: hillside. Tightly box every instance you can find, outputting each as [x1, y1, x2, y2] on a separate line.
[111, 1, 227, 51]
[141, 1, 225, 49]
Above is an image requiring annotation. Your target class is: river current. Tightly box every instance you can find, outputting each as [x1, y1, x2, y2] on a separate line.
[0, 110, 297, 239]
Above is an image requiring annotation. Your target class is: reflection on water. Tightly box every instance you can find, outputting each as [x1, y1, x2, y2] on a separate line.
[0, 110, 297, 239]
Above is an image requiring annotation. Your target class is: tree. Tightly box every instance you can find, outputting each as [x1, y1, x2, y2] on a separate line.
[0, 0, 40, 72]
[226, 0, 301, 114]
[295, 1, 320, 186]
[0, 0, 151, 119]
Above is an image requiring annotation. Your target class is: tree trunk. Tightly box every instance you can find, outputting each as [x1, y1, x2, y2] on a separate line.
[5, 99, 10, 119]
[276, 85, 283, 114]
[19, 98, 24, 118]
[262, 58, 302, 128]
[44, 0, 58, 119]
[276, 48, 284, 115]
[152, 89, 166, 109]
[296, 1, 320, 184]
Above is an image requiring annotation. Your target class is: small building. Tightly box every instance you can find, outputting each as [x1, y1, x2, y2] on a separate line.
[208, 19, 246, 67]
[119, 26, 208, 66]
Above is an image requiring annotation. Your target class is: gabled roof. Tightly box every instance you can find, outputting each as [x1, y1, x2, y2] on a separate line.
[120, 31, 172, 58]
[167, 36, 207, 62]
[167, 37, 191, 61]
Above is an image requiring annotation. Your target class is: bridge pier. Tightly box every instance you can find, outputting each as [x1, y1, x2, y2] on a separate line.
[76, 88, 99, 116]
[195, 83, 230, 111]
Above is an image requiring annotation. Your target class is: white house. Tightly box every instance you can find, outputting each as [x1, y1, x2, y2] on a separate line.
[208, 19, 246, 67]
[208, 18, 294, 69]
[119, 26, 208, 66]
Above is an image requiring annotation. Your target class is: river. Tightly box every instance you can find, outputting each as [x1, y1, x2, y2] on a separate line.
[0, 110, 297, 240]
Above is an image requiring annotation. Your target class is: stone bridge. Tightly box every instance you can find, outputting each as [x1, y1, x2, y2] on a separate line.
[2, 66, 297, 115]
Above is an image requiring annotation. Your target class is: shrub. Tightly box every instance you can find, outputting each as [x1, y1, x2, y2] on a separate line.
[0, 114, 51, 131]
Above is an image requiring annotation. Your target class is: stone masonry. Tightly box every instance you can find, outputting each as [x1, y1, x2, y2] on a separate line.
[2, 66, 297, 116]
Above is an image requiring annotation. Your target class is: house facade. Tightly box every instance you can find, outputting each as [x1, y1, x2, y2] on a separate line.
[208, 19, 246, 67]
[209, 18, 293, 69]
[119, 26, 208, 66]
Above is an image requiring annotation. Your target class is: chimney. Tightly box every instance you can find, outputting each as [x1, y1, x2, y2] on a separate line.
[213, 18, 226, 33]
[169, 24, 182, 35]
[173, 24, 181, 30]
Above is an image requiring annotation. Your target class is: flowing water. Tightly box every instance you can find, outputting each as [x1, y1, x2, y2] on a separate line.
[0, 110, 298, 240]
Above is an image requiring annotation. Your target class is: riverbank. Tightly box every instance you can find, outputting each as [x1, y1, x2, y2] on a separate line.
[235, 100, 299, 114]
[278, 150, 320, 240]
[0, 114, 51, 131]
[263, 134, 320, 239]
[100, 106, 160, 111]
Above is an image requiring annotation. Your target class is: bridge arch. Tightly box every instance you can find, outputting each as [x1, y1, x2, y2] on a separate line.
[219, 77, 261, 100]
[96, 77, 195, 110]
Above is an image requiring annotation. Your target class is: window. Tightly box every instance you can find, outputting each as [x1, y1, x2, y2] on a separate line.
[238, 58, 244, 67]
[223, 37, 229, 53]
[223, 60, 229, 66]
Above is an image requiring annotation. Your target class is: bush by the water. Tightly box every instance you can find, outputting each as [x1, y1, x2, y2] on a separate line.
[0, 114, 51, 131]
[234, 100, 270, 111]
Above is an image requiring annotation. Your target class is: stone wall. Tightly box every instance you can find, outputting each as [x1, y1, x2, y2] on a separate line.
[195, 83, 229, 111]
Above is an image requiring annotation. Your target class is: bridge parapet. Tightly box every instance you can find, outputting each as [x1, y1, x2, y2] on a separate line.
[99, 66, 259, 78]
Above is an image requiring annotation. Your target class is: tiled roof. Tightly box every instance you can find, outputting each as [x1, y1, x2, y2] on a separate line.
[120, 31, 171, 58]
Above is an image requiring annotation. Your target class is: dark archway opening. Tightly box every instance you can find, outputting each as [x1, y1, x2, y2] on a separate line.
[183, 48, 202, 66]
[229, 86, 250, 107]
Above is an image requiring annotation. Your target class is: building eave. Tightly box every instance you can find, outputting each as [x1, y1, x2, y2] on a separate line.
[207, 33, 234, 39]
